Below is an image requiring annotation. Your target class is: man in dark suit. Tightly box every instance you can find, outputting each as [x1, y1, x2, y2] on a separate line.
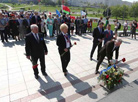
[56, 23, 72, 76]
[25, 24, 48, 79]
[90, 22, 104, 60]
[95, 39, 122, 74]
[23, 14, 31, 34]
[65, 14, 71, 37]
[31, 12, 41, 32]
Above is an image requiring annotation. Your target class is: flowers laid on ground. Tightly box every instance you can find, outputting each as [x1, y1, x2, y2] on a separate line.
[61, 42, 77, 57]
[98, 58, 126, 89]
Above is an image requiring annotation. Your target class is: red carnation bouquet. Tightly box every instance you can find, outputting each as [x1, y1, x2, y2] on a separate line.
[61, 42, 77, 57]
[24, 53, 38, 69]
[98, 58, 126, 90]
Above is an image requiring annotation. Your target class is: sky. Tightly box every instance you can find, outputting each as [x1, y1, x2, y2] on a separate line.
[123, 0, 138, 2]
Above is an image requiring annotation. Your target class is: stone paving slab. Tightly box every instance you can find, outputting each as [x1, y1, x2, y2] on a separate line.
[0, 34, 138, 102]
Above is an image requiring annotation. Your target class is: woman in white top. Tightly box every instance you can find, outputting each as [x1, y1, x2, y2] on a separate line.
[123, 20, 128, 36]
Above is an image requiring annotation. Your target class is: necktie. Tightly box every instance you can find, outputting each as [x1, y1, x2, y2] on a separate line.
[35, 34, 39, 42]
[64, 35, 70, 43]
[109, 31, 111, 36]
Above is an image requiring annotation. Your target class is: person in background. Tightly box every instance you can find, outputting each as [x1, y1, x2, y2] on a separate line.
[18, 15, 26, 40]
[87, 19, 93, 33]
[104, 17, 109, 29]
[56, 23, 72, 76]
[47, 14, 54, 37]
[70, 19, 75, 35]
[104, 24, 114, 45]
[0, 13, 8, 43]
[41, 16, 46, 37]
[9, 14, 20, 41]
[97, 17, 103, 26]
[75, 17, 79, 35]
[83, 15, 88, 33]
[31, 12, 41, 32]
[131, 20, 137, 39]
[25, 24, 48, 79]
[78, 16, 84, 36]
[55, 15, 61, 36]
[123, 20, 128, 36]
[23, 14, 31, 34]
[65, 14, 71, 37]
[90, 22, 104, 61]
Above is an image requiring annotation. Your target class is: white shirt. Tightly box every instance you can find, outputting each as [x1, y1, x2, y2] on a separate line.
[32, 32, 39, 41]
[62, 32, 70, 48]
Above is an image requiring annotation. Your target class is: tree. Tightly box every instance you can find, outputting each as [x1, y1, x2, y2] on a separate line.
[110, 5, 122, 18]
[57, 0, 61, 5]
[129, 2, 138, 18]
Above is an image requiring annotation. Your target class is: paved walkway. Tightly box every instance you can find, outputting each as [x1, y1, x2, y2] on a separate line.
[0, 34, 138, 102]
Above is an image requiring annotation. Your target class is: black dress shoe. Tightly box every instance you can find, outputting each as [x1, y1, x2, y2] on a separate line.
[42, 72, 48, 76]
[95, 71, 100, 74]
[64, 72, 67, 76]
[90, 57, 93, 61]
[35, 75, 39, 79]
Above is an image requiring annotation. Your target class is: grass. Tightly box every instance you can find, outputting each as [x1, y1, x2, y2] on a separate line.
[92, 22, 124, 31]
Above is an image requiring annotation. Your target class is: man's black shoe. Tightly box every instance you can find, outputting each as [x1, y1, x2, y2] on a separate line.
[95, 71, 100, 74]
[35, 75, 39, 79]
[42, 72, 48, 76]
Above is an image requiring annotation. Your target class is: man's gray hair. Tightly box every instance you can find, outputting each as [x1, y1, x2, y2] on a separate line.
[30, 24, 38, 30]
[116, 39, 123, 43]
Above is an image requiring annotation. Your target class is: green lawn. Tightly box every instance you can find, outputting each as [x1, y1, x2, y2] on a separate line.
[92, 22, 124, 31]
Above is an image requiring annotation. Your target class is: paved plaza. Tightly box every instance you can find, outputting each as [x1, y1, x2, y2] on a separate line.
[0, 33, 138, 102]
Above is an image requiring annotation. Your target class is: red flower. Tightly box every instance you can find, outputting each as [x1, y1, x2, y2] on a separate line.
[122, 58, 126, 62]
[118, 80, 121, 83]
[74, 42, 77, 45]
[32, 64, 38, 69]
[106, 75, 109, 79]
[106, 81, 108, 83]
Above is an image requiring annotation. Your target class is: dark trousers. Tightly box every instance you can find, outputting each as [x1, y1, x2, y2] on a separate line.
[132, 30, 136, 39]
[0, 30, 7, 42]
[59, 50, 70, 72]
[96, 55, 111, 72]
[75, 25, 78, 34]
[31, 55, 46, 76]
[90, 42, 102, 59]
[84, 24, 87, 33]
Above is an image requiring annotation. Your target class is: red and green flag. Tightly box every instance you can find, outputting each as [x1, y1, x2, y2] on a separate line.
[62, 5, 70, 14]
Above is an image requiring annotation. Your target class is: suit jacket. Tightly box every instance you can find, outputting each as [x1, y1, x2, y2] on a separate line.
[99, 41, 120, 61]
[23, 19, 31, 33]
[25, 32, 48, 57]
[104, 30, 113, 44]
[31, 15, 41, 24]
[93, 27, 104, 43]
[56, 33, 71, 53]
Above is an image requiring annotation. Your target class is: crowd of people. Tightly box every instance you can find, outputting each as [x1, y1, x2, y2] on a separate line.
[0, 10, 138, 78]
[0, 10, 138, 43]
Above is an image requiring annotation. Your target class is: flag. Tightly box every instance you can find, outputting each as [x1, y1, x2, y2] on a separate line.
[56, 10, 61, 17]
[62, 5, 70, 14]
[70, 16, 75, 20]
[81, 11, 86, 16]
[38, 0, 41, 2]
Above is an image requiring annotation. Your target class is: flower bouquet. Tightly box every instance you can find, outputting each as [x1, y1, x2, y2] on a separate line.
[98, 58, 126, 90]
[24, 53, 38, 69]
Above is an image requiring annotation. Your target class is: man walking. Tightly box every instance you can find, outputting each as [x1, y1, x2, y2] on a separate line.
[25, 24, 48, 79]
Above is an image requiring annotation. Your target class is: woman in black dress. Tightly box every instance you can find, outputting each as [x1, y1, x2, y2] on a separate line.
[9, 14, 20, 41]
